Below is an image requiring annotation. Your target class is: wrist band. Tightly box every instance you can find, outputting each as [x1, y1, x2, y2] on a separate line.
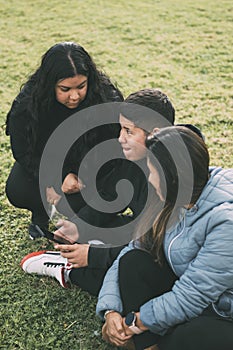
[104, 310, 116, 320]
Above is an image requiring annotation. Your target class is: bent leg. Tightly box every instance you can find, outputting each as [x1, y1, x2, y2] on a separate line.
[68, 246, 124, 296]
[6, 162, 49, 226]
[119, 249, 177, 313]
[119, 249, 177, 350]
[69, 267, 108, 296]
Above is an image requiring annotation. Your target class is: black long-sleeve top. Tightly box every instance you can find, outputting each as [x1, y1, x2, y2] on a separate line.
[82, 158, 151, 268]
[6, 81, 123, 188]
[72, 157, 150, 243]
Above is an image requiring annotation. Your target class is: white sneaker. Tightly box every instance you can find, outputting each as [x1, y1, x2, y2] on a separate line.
[20, 251, 72, 288]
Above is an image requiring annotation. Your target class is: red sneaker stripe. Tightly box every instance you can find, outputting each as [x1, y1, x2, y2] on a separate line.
[61, 267, 69, 288]
[20, 250, 47, 267]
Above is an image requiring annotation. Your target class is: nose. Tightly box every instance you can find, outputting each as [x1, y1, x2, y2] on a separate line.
[118, 129, 126, 144]
[70, 90, 79, 100]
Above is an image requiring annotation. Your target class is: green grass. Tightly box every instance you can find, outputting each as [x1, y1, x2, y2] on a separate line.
[0, 0, 233, 349]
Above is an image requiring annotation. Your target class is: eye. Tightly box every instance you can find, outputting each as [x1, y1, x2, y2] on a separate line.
[78, 82, 87, 90]
[126, 129, 133, 135]
[59, 86, 70, 92]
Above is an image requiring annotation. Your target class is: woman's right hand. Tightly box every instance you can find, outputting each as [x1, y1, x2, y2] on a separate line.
[61, 173, 85, 194]
[102, 312, 132, 347]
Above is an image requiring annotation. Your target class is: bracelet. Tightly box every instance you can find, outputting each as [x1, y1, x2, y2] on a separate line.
[104, 310, 116, 320]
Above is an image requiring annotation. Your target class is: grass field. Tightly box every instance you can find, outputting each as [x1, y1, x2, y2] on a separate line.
[0, 0, 233, 349]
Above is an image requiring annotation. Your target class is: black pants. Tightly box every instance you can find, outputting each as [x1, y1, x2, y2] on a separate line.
[118, 250, 233, 350]
[69, 267, 108, 296]
[5, 162, 86, 226]
[68, 246, 123, 296]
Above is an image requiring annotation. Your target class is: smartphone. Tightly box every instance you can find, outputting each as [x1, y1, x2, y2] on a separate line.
[35, 225, 73, 245]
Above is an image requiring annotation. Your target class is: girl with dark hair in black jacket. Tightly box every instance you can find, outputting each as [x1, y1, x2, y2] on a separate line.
[5, 41, 123, 238]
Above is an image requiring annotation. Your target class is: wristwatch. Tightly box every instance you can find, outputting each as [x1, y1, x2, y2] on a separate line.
[125, 311, 143, 334]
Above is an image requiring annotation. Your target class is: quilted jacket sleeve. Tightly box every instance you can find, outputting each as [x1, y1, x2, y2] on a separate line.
[140, 204, 233, 335]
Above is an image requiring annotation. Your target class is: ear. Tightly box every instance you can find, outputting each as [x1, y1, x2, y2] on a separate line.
[152, 127, 160, 134]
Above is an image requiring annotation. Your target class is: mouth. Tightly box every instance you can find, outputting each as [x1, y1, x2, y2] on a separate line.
[122, 147, 131, 152]
[67, 102, 79, 108]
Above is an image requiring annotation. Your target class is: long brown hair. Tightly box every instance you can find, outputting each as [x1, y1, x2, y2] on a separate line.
[137, 126, 209, 264]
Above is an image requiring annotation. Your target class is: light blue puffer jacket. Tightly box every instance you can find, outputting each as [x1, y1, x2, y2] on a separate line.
[96, 167, 233, 335]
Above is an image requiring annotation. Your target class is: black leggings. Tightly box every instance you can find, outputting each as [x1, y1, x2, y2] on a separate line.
[119, 250, 233, 350]
[69, 267, 108, 296]
[5, 162, 86, 226]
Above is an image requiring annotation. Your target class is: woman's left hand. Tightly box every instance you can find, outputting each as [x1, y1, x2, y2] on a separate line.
[123, 312, 148, 335]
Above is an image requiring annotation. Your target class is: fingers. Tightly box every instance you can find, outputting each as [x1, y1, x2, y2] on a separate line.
[53, 220, 79, 244]
[54, 232, 75, 244]
[105, 331, 131, 347]
[54, 243, 77, 252]
[53, 197, 61, 206]
[56, 219, 64, 227]
[54, 243, 88, 267]
[61, 174, 85, 194]
[71, 263, 80, 268]
[46, 187, 61, 204]
[61, 175, 80, 193]
[77, 179, 86, 191]
[62, 187, 80, 194]
[53, 225, 75, 244]
[102, 314, 132, 347]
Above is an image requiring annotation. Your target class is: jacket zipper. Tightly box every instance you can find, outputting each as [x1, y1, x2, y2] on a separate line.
[167, 216, 186, 273]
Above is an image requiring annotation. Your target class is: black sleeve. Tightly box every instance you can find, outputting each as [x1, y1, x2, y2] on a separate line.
[7, 106, 39, 179]
[78, 204, 131, 228]
[6, 83, 40, 179]
[70, 159, 147, 245]
[88, 244, 125, 269]
[62, 131, 93, 181]
[71, 213, 133, 245]
[77, 165, 127, 228]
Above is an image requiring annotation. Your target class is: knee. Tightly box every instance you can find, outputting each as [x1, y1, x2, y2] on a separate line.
[5, 177, 16, 205]
[119, 249, 152, 274]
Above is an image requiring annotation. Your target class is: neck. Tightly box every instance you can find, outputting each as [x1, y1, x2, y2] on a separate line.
[184, 203, 194, 209]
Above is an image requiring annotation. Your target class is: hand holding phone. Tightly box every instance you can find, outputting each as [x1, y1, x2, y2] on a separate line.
[55, 243, 89, 268]
[54, 219, 79, 243]
[35, 225, 73, 245]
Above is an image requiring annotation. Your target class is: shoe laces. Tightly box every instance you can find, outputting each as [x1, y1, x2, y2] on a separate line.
[44, 261, 65, 268]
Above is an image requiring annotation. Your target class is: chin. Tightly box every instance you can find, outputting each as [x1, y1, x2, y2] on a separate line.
[123, 152, 132, 160]
[124, 154, 138, 161]
[68, 104, 79, 109]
